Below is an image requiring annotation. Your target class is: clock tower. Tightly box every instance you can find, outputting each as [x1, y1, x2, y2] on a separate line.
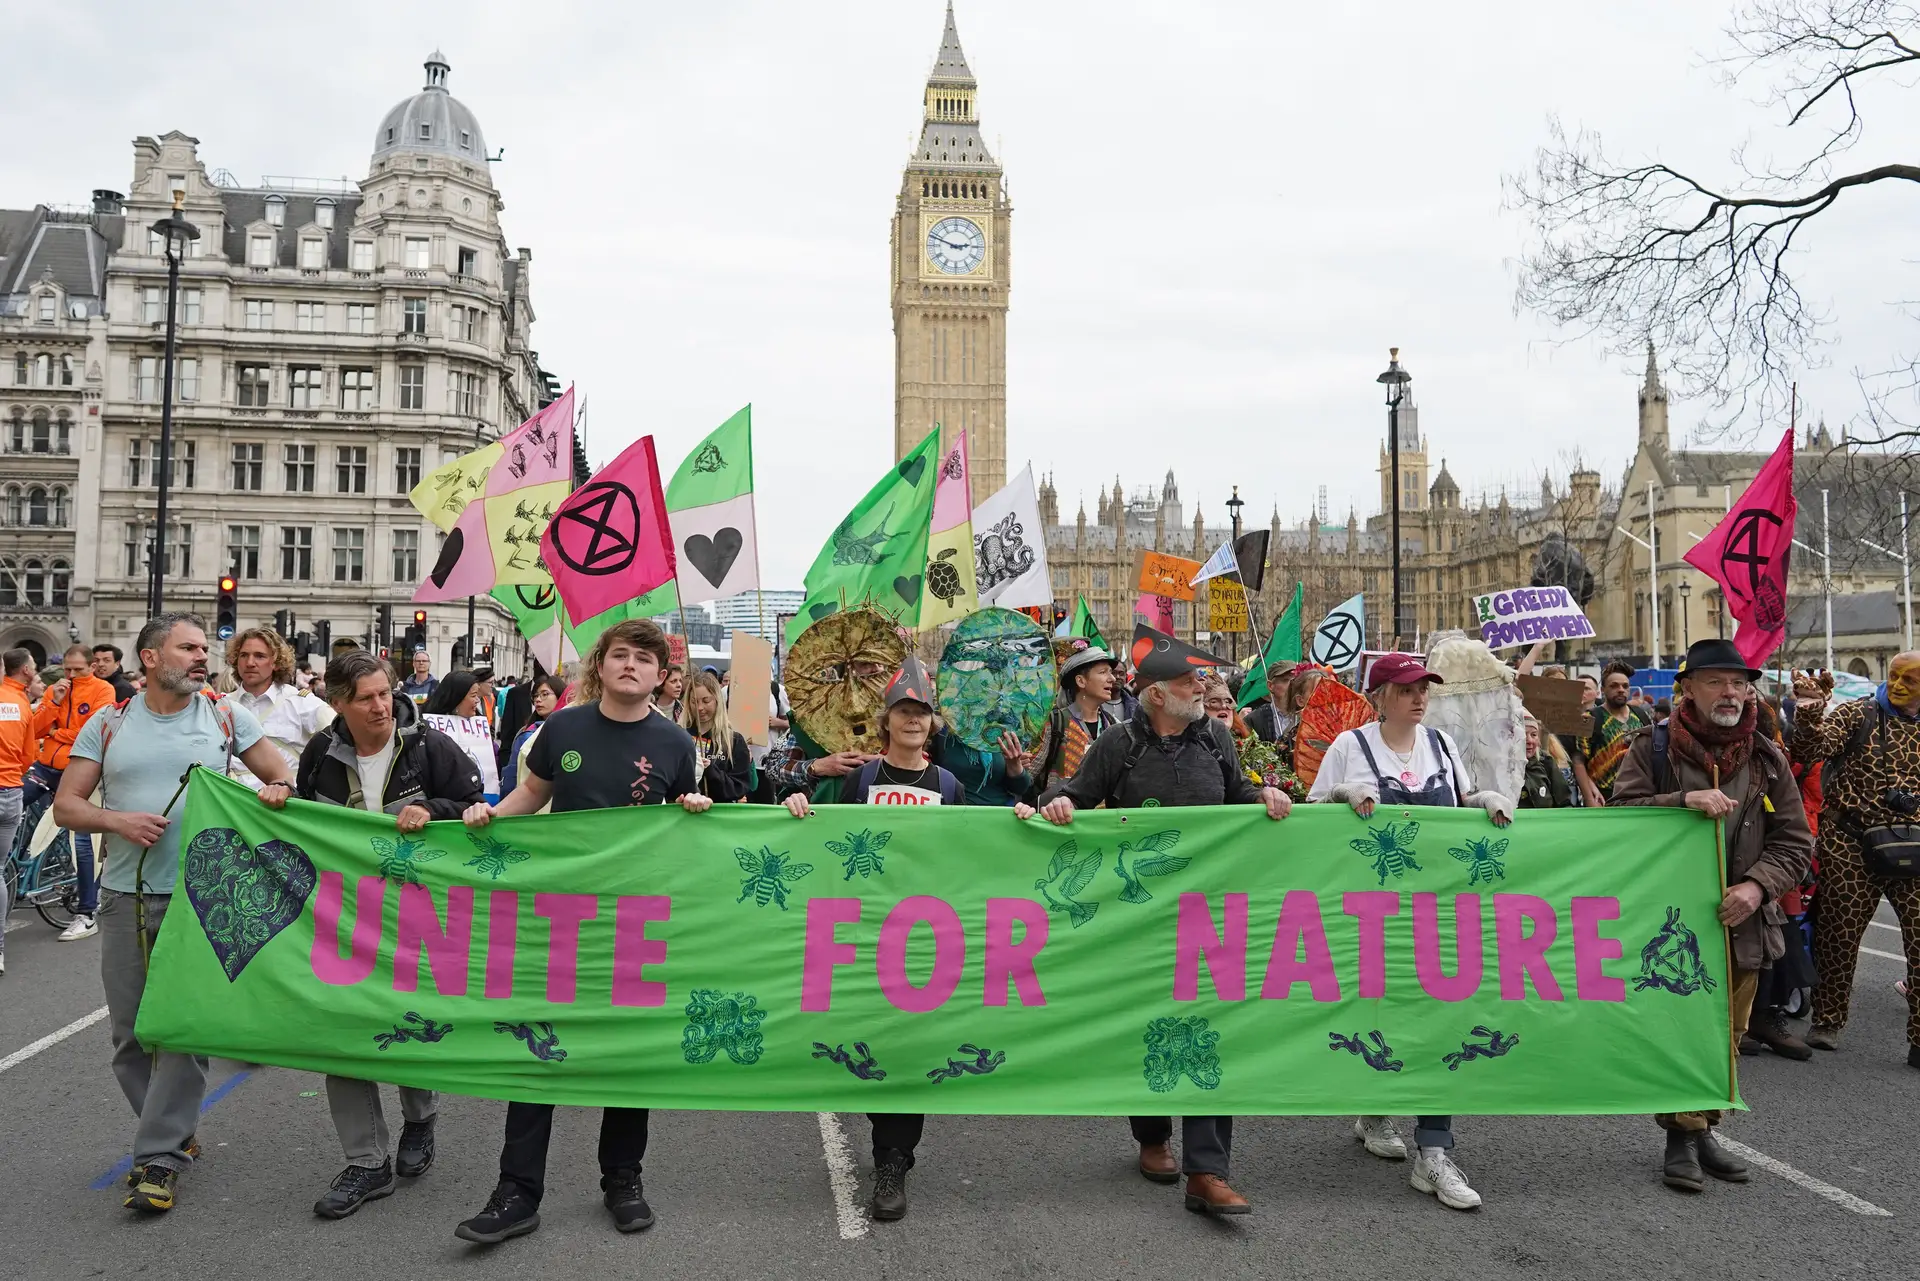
[892, 3, 1010, 502]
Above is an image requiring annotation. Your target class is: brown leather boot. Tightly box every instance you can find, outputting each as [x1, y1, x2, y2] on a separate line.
[1137, 1142, 1179, 1183]
[1183, 1173, 1250, 1216]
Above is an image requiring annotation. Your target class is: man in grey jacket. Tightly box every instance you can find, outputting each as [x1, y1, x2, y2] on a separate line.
[1611, 638, 1813, 1195]
[1018, 625, 1291, 1217]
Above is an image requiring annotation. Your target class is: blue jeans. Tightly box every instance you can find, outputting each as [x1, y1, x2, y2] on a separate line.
[22, 764, 95, 913]
[1416, 1116, 1454, 1149]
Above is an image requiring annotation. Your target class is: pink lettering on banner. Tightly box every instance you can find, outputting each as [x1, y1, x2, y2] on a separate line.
[1571, 896, 1627, 1002]
[1342, 890, 1401, 999]
[801, 898, 863, 1012]
[393, 883, 474, 996]
[1259, 889, 1342, 1001]
[983, 897, 1049, 1007]
[1173, 892, 1248, 1001]
[533, 893, 598, 1004]
[484, 891, 518, 999]
[1494, 894, 1564, 1001]
[877, 896, 966, 1013]
[311, 872, 384, 986]
[612, 895, 672, 1008]
[1412, 893, 1483, 1002]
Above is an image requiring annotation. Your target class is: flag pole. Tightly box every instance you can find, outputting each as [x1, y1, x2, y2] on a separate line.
[1234, 567, 1270, 669]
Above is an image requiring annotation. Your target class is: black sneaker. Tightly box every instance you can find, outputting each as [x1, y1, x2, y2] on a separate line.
[395, 1118, 436, 1178]
[602, 1169, 655, 1233]
[314, 1161, 397, 1219]
[124, 1164, 179, 1213]
[455, 1189, 541, 1245]
[871, 1150, 910, 1222]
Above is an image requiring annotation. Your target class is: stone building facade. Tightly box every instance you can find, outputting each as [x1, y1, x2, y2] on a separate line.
[892, 4, 1011, 501]
[0, 53, 554, 673]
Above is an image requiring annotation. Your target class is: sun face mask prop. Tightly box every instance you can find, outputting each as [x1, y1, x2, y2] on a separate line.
[785, 607, 906, 754]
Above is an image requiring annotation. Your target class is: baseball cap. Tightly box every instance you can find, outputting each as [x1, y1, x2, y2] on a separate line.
[1365, 653, 1443, 692]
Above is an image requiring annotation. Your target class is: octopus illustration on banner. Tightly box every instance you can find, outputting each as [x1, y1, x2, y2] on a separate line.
[937, 607, 1057, 753]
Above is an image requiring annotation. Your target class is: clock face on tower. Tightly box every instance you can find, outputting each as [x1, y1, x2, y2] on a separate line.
[926, 216, 986, 275]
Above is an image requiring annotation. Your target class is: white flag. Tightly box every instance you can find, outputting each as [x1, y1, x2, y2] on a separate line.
[1190, 541, 1238, 587]
[1310, 593, 1367, 672]
[970, 465, 1053, 609]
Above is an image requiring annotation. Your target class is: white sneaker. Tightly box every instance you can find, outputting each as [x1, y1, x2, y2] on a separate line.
[1353, 1115, 1407, 1160]
[58, 914, 97, 941]
[1411, 1146, 1482, 1210]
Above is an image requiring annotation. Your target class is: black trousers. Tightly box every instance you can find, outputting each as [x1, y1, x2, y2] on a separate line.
[497, 1103, 649, 1204]
[869, 1112, 923, 1167]
[1129, 1115, 1232, 1177]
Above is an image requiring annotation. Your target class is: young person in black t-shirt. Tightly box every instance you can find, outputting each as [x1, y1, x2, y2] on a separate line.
[453, 619, 710, 1246]
[785, 655, 962, 1221]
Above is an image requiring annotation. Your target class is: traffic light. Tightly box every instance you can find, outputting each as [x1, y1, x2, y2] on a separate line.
[273, 607, 296, 640]
[375, 604, 393, 651]
[480, 641, 494, 665]
[406, 609, 428, 655]
[215, 576, 238, 640]
[449, 637, 467, 669]
[314, 619, 332, 655]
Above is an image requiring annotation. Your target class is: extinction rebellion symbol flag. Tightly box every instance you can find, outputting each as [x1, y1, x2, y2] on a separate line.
[1683, 430, 1797, 670]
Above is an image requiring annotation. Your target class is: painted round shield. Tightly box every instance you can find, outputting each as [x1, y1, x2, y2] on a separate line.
[937, 607, 1058, 753]
[785, 607, 906, 755]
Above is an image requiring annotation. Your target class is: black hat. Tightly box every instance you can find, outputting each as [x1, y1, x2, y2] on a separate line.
[1128, 624, 1230, 683]
[1676, 639, 1761, 682]
[883, 654, 936, 710]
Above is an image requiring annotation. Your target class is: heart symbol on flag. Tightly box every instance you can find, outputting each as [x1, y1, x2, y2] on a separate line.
[809, 602, 839, 622]
[683, 528, 743, 588]
[428, 527, 465, 590]
[893, 574, 923, 606]
[182, 827, 319, 983]
[897, 455, 927, 488]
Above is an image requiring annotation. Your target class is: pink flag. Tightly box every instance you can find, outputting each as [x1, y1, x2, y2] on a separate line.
[541, 435, 677, 627]
[1683, 429, 1797, 668]
[1135, 592, 1176, 634]
[930, 430, 971, 531]
[488, 387, 575, 496]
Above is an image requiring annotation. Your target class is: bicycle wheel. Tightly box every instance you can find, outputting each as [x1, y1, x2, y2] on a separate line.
[30, 835, 80, 932]
[2, 853, 18, 922]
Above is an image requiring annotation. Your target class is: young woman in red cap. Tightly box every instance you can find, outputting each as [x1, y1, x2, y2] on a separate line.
[1307, 652, 1514, 1212]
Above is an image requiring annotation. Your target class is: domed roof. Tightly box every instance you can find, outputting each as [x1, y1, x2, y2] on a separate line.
[372, 52, 489, 164]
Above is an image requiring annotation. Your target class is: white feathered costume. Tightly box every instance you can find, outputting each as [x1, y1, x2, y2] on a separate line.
[1420, 630, 1527, 806]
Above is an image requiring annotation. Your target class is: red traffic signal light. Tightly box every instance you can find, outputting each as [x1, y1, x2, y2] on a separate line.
[215, 575, 239, 639]
[219, 576, 237, 592]
[413, 609, 427, 626]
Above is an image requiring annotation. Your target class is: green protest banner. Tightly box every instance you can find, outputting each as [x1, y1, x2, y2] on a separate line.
[138, 771, 1737, 1117]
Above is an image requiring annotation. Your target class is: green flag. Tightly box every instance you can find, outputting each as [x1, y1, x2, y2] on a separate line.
[140, 770, 1737, 1117]
[786, 429, 942, 646]
[1238, 582, 1304, 708]
[1063, 595, 1108, 651]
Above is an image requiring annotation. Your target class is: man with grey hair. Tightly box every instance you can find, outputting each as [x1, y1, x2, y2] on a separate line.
[1018, 624, 1291, 1218]
[1612, 638, 1812, 1196]
[53, 613, 294, 1215]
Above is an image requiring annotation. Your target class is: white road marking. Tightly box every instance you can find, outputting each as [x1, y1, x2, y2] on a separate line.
[1715, 1138, 1893, 1217]
[0, 1006, 109, 1075]
[816, 1112, 869, 1240]
[1860, 945, 1906, 962]
[1869, 921, 1900, 932]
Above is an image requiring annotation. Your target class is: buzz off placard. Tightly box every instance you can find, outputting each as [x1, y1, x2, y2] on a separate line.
[1470, 585, 1594, 650]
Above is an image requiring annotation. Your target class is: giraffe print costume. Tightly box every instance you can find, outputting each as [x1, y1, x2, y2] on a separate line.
[1790, 663, 1920, 1050]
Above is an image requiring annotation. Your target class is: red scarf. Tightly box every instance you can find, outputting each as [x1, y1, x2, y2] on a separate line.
[1668, 699, 1757, 782]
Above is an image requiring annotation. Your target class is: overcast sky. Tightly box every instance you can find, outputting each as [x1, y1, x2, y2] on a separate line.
[9, 1, 1913, 587]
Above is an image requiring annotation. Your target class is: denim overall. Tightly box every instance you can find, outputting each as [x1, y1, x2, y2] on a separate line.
[1353, 727, 1461, 1151]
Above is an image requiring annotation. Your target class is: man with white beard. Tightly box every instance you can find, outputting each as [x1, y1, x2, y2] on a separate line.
[1612, 638, 1812, 1197]
[1018, 624, 1291, 1217]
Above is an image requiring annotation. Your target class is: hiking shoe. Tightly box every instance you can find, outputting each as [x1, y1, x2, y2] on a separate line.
[58, 914, 97, 941]
[1751, 1009, 1812, 1060]
[1354, 1115, 1408, 1160]
[1183, 1173, 1251, 1216]
[1137, 1140, 1179, 1183]
[1804, 1025, 1843, 1051]
[395, 1117, 436, 1178]
[454, 1188, 541, 1244]
[124, 1164, 179, 1213]
[126, 1134, 201, 1187]
[1411, 1147, 1482, 1210]
[314, 1161, 396, 1219]
[1662, 1130, 1703, 1193]
[1738, 1032, 1763, 1056]
[871, 1150, 910, 1222]
[1696, 1131, 1749, 1183]
[601, 1170, 654, 1233]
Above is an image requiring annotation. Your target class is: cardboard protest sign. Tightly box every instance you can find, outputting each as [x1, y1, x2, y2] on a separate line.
[1208, 579, 1249, 634]
[1516, 673, 1589, 738]
[1471, 586, 1595, 651]
[140, 772, 1737, 1118]
[729, 630, 774, 747]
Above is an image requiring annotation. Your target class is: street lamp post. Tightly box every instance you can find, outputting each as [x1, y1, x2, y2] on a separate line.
[146, 192, 199, 617]
[1678, 578, 1691, 651]
[1376, 350, 1412, 647]
[1225, 485, 1245, 662]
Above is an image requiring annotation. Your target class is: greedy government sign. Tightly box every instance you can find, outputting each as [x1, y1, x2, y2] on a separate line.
[138, 771, 1738, 1117]
[1471, 585, 1596, 650]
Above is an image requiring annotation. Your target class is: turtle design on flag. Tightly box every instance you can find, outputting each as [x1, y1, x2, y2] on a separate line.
[926, 547, 964, 605]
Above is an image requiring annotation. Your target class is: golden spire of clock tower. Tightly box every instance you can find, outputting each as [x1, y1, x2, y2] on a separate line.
[892, 2, 1011, 503]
